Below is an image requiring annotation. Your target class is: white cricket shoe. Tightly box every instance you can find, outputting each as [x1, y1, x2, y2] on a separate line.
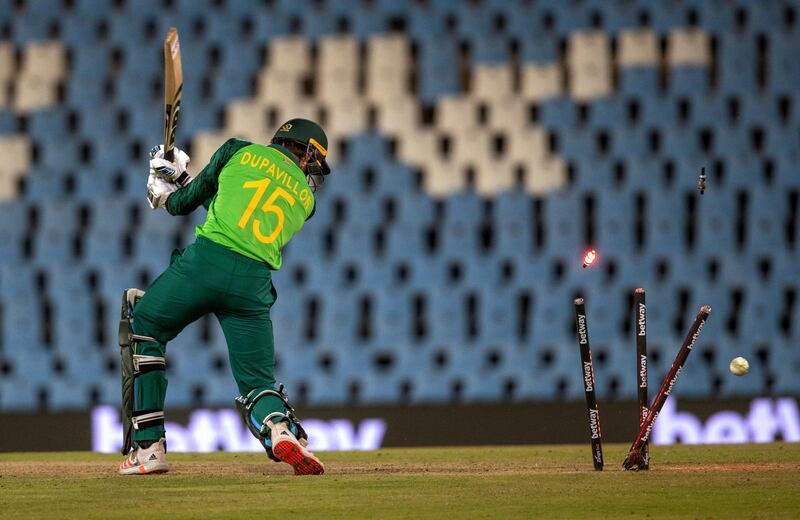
[118, 438, 171, 475]
[270, 422, 325, 475]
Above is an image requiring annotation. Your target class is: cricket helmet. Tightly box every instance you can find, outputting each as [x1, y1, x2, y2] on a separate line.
[272, 118, 330, 191]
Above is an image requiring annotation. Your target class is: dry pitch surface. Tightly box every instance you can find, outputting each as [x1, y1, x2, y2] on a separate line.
[1, 443, 798, 519]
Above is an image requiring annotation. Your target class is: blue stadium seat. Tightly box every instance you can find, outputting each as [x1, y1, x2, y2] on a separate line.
[648, 1, 687, 32]
[689, 94, 726, 128]
[38, 137, 81, 171]
[471, 36, 509, 64]
[638, 92, 677, 127]
[358, 372, 403, 405]
[428, 287, 467, 344]
[767, 339, 800, 394]
[350, 6, 385, 39]
[768, 32, 800, 93]
[0, 202, 26, 263]
[127, 105, 164, 142]
[538, 98, 579, 131]
[408, 6, 448, 41]
[695, 0, 737, 32]
[217, 39, 262, 77]
[23, 170, 63, 202]
[441, 192, 482, 253]
[597, 0, 640, 33]
[0, 377, 40, 411]
[28, 109, 70, 140]
[746, 188, 787, 256]
[306, 373, 350, 406]
[418, 38, 461, 103]
[493, 191, 534, 257]
[529, 284, 571, 345]
[662, 126, 702, 158]
[47, 379, 93, 410]
[115, 72, 155, 107]
[574, 156, 617, 192]
[477, 288, 518, 344]
[0, 109, 16, 134]
[774, 152, 800, 191]
[171, 0, 218, 18]
[61, 14, 101, 45]
[410, 370, 452, 404]
[10, 11, 51, 45]
[587, 96, 627, 129]
[178, 100, 219, 135]
[596, 189, 635, 254]
[462, 369, 512, 403]
[696, 190, 737, 253]
[718, 34, 757, 95]
[624, 157, 661, 191]
[520, 336, 582, 401]
[0, 295, 42, 353]
[764, 121, 800, 160]
[725, 152, 761, 190]
[560, 127, 596, 160]
[540, 0, 592, 36]
[201, 375, 240, 407]
[645, 189, 685, 256]
[542, 189, 583, 255]
[715, 127, 752, 166]
[519, 35, 559, 64]
[51, 291, 97, 353]
[318, 290, 360, 347]
[394, 191, 436, 228]
[73, 0, 115, 19]
[619, 68, 660, 96]
[611, 127, 650, 160]
[271, 294, 304, 346]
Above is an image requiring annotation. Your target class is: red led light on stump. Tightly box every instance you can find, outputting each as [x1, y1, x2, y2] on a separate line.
[582, 249, 597, 268]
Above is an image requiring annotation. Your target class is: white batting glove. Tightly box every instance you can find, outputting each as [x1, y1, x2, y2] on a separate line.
[149, 144, 192, 186]
[146, 172, 178, 209]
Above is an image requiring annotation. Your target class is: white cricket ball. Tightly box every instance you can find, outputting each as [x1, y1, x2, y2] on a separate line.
[729, 356, 749, 376]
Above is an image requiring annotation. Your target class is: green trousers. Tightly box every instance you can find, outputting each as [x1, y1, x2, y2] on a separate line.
[131, 236, 286, 442]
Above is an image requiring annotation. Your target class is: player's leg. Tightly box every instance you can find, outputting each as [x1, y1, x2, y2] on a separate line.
[119, 249, 214, 474]
[217, 274, 323, 475]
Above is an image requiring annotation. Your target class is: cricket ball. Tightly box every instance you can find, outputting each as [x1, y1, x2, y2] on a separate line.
[729, 356, 749, 376]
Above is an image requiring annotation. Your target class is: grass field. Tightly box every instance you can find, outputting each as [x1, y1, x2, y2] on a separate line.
[1, 443, 798, 519]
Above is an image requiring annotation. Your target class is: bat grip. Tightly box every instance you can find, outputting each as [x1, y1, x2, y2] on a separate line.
[163, 147, 174, 162]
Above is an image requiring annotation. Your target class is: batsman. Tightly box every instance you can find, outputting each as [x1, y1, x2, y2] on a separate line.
[118, 119, 330, 476]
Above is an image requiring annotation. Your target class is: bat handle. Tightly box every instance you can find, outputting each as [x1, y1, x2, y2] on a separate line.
[163, 146, 174, 162]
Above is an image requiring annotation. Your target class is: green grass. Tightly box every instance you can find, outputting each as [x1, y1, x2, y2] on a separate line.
[1, 444, 799, 519]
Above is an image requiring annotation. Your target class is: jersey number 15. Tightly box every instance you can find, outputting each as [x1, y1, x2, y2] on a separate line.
[238, 178, 296, 244]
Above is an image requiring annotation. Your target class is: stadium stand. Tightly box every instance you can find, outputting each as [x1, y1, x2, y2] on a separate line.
[0, 0, 798, 412]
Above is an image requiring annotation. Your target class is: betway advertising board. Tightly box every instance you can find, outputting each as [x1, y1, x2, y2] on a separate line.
[0, 398, 797, 452]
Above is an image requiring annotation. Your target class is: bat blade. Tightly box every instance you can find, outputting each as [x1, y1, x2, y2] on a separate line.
[163, 27, 182, 162]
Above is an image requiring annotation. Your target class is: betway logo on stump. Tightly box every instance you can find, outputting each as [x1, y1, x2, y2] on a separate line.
[577, 314, 588, 345]
[583, 361, 594, 392]
[665, 366, 683, 396]
[686, 320, 706, 350]
[637, 303, 646, 336]
[588, 407, 601, 439]
[639, 354, 647, 388]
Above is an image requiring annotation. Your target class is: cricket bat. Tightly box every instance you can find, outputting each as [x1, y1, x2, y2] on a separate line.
[163, 27, 183, 164]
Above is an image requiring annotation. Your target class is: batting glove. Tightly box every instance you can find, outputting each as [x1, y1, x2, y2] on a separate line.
[146, 172, 178, 209]
[149, 144, 192, 186]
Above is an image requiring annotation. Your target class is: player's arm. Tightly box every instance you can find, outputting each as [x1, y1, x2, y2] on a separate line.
[165, 138, 251, 215]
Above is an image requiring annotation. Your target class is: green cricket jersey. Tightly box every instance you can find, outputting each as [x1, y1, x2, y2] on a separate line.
[166, 138, 315, 269]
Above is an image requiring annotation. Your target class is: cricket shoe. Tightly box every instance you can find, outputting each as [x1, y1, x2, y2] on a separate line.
[118, 438, 171, 475]
[270, 421, 325, 475]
